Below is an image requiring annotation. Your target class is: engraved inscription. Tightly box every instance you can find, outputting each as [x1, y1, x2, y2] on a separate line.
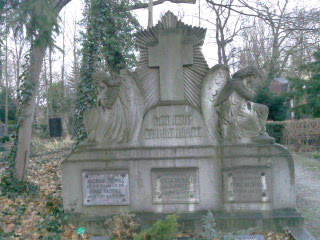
[152, 168, 199, 204]
[224, 168, 272, 203]
[145, 114, 203, 139]
[82, 170, 129, 206]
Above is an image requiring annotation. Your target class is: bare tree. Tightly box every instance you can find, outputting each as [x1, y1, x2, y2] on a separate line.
[237, 0, 320, 83]
[206, 0, 251, 66]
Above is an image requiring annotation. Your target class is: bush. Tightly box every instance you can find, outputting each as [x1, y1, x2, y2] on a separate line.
[133, 215, 179, 240]
[105, 211, 139, 240]
[266, 122, 285, 143]
[254, 88, 289, 121]
[201, 211, 220, 239]
[312, 152, 320, 160]
[0, 136, 10, 143]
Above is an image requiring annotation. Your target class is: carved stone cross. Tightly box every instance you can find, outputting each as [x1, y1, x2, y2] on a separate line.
[148, 29, 193, 102]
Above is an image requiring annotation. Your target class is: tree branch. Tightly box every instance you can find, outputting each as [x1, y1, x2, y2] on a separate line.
[127, 0, 196, 11]
[53, 0, 72, 12]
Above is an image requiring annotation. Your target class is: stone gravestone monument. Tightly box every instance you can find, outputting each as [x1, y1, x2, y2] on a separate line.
[62, 12, 302, 235]
[49, 117, 62, 137]
[0, 123, 8, 137]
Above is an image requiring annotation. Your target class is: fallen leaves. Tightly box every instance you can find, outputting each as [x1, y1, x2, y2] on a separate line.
[0, 139, 92, 239]
[0, 139, 293, 239]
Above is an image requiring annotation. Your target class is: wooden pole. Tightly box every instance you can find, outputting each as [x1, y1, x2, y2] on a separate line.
[148, 0, 153, 28]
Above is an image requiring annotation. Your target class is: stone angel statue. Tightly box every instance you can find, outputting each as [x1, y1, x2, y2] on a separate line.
[83, 69, 144, 144]
[201, 65, 274, 144]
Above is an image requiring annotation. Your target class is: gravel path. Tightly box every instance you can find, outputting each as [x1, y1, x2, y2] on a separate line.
[294, 153, 320, 239]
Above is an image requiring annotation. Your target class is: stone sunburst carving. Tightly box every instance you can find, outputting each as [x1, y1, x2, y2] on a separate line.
[135, 11, 209, 112]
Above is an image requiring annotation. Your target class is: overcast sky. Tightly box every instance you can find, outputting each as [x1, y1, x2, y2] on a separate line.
[54, 0, 319, 77]
[54, 0, 218, 76]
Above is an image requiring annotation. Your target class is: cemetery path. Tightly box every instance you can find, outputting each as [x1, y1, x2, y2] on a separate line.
[294, 153, 320, 239]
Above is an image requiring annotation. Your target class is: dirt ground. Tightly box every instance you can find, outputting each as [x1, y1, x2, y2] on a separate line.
[294, 153, 320, 240]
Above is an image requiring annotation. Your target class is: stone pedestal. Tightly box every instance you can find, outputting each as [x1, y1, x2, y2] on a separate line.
[62, 142, 301, 234]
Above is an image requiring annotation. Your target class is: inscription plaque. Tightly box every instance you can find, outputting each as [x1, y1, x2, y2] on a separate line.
[152, 168, 199, 204]
[139, 105, 212, 147]
[145, 113, 202, 140]
[82, 170, 129, 206]
[223, 168, 272, 203]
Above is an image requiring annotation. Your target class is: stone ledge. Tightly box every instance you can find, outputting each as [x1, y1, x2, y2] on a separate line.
[66, 208, 303, 234]
[64, 143, 291, 163]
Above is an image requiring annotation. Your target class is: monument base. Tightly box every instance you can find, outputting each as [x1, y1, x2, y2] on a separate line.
[62, 143, 300, 235]
[66, 209, 303, 236]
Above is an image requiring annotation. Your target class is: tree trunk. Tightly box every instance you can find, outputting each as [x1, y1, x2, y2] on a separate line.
[4, 26, 9, 136]
[48, 48, 53, 117]
[61, 9, 66, 93]
[15, 45, 46, 180]
[14, 0, 72, 180]
[44, 56, 50, 124]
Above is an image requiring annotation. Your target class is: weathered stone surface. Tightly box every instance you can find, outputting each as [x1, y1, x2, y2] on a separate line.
[221, 144, 296, 211]
[223, 167, 272, 203]
[84, 69, 144, 144]
[62, 145, 222, 215]
[0, 124, 7, 136]
[139, 105, 212, 146]
[151, 168, 199, 204]
[61, 10, 301, 235]
[201, 65, 229, 143]
[135, 11, 208, 111]
[148, 29, 193, 102]
[82, 170, 130, 206]
[203, 65, 274, 144]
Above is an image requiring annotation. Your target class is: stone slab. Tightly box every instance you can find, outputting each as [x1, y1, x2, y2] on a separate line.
[0, 124, 7, 137]
[139, 105, 212, 146]
[49, 117, 62, 137]
[287, 226, 316, 240]
[148, 29, 193, 102]
[82, 170, 130, 206]
[223, 167, 272, 203]
[151, 167, 199, 204]
[224, 235, 265, 240]
[91, 237, 110, 240]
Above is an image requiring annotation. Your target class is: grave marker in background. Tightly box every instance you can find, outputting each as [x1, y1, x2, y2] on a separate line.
[49, 118, 62, 137]
[0, 124, 8, 137]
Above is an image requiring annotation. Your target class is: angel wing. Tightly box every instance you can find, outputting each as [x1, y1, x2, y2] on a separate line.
[201, 64, 230, 143]
[118, 69, 145, 142]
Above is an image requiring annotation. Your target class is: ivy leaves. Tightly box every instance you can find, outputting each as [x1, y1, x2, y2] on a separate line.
[73, 0, 141, 142]
[7, 0, 59, 47]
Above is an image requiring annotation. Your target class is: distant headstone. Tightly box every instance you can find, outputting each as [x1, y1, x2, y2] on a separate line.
[224, 235, 265, 240]
[0, 124, 7, 137]
[49, 118, 62, 137]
